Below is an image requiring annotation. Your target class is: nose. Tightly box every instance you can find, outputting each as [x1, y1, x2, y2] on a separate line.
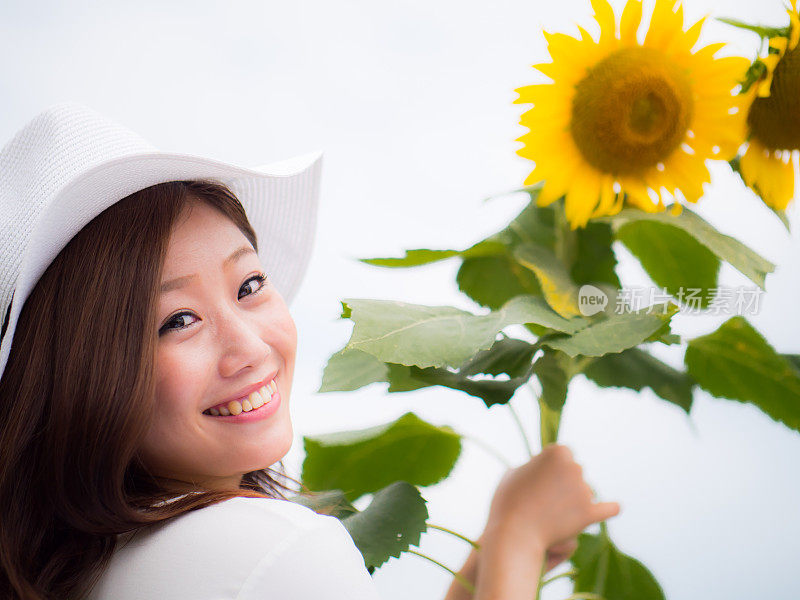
[215, 308, 271, 379]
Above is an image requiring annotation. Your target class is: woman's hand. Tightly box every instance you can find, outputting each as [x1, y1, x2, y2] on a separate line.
[485, 443, 620, 559]
[444, 443, 621, 600]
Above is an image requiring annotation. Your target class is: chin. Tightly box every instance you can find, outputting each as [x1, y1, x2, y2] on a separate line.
[241, 423, 294, 473]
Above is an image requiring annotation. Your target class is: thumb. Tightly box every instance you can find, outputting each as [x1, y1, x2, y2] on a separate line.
[589, 501, 621, 524]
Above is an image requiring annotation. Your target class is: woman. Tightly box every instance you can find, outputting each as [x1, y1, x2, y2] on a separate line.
[0, 103, 620, 600]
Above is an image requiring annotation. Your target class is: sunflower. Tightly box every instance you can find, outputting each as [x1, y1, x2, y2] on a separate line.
[514, 0, 750, 229]
[738, 1, 800, 212]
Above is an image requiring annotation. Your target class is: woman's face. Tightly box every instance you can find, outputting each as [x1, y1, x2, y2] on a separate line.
[140, 198, 296, 491]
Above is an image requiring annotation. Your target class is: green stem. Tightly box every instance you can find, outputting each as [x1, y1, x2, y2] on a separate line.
[532, 385, 563, 600]
[407, 549, 475, 594]
[507, 400, 533, 457]
[538, 393, 562, 448]
[542, 568, 578, 586]
[426, 523, 481, 549]
[534, 560, 548, 600]
[461, 433, 513, 469]
[599, 520, 610, 539]
[553, 198, 577, 267]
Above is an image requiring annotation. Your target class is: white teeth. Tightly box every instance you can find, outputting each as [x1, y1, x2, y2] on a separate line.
[259, 386, 271, 404]
[250, 390, 264, 409]
[206, 380, 277, 416]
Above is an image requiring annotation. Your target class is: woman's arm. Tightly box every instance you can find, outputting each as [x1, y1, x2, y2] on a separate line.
[442, 444, 620, 600]
[442, 531, 545, 600]
[442, 535, 482, 600]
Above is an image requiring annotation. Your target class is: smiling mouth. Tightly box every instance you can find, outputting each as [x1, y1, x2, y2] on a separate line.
[203, 379, 278, 416]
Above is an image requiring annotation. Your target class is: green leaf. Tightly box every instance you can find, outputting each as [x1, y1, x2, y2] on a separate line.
[572, 221, 621, 288]
[340, 301, 352, 319]
[288, 489, 357, 519]
[482, 183, 543, 203]
[685, 317, 800, 431]
[319, 337, 539, 406]
[770, 206, 792, 232]
[717, 17, 790, 40]
[341, 294, 585, 369]
[583, 348, 693, 412]
[357, 186, 557, 274]
[340, 482, 429, 570]
[783, 354, 800, 373]
[385, 337, 539, 407]
[494, 198, 557, 249]
[318, 348, 388, 392]
[598, 207, 774, 289]
[458, 335, 538, 378]
[543, 304, 679, 358]
[385, 363, 432, 392]
[571, 532, 666, 600]
[359, 239, 506, 268]
[532, 349, 570, 411]
[456, 254, 542, 310]
[390, 363, 533, 408]
[514, 243, 582, 318]
[301, 412, 462, 501]
[616, 220, 721, 308]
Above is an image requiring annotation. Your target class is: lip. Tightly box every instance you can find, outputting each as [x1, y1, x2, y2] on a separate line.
[207, 370, 278, 412]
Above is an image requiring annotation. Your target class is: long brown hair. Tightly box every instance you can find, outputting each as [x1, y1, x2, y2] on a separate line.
[0, 181, 302, 599]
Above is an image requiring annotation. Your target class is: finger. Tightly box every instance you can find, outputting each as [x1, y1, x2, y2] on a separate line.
[589, 501, 621, 523]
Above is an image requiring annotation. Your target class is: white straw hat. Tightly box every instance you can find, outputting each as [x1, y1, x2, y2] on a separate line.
[0, 102, 323, 381]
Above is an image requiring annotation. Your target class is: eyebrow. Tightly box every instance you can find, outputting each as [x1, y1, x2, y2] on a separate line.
[160, 245, 256, 294]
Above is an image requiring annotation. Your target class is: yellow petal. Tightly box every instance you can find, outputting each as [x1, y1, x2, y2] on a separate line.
[683, 15, 707, 50]
[565, 169, 603, 228]
[669, 202, 684, 215]
[591, 0, 617, 45]
[644, 0, 683, 49]
[740, 141, 795, 210]
[789, 10, 800, 49]
[619, 178, 653, 211]
[591, 176, 618, 217]
[619, 0, 642, 44]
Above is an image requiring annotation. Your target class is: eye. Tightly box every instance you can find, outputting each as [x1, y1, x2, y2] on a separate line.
[159, 311, 197, 336]
[158, 272, 269, 336]
[238, 272, 269, 300]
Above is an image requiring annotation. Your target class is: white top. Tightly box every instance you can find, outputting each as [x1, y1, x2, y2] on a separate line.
[87, 496, 382, 600]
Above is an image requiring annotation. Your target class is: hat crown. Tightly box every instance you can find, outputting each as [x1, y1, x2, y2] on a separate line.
[0, 102, 157, 212]
[0, 103, 158, 342]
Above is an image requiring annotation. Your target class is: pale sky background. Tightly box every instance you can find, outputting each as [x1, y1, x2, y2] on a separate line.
[1, 0, 799, 598]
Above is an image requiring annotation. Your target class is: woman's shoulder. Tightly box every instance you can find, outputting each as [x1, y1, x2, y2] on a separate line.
[121, 495, 337, 557]
[155, 494, 333, 538]
[88, 496, 380, 600]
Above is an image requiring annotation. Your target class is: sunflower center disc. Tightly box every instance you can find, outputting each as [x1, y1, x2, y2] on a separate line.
[748, 45, 800, 151]
[570, 47, 694, 176]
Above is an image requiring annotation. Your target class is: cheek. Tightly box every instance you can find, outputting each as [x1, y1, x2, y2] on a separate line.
[263, 301, 297, 367]
[144, 347, 211, 452]
[155, 347, 211, 409]
[277, 315, 297, 361]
